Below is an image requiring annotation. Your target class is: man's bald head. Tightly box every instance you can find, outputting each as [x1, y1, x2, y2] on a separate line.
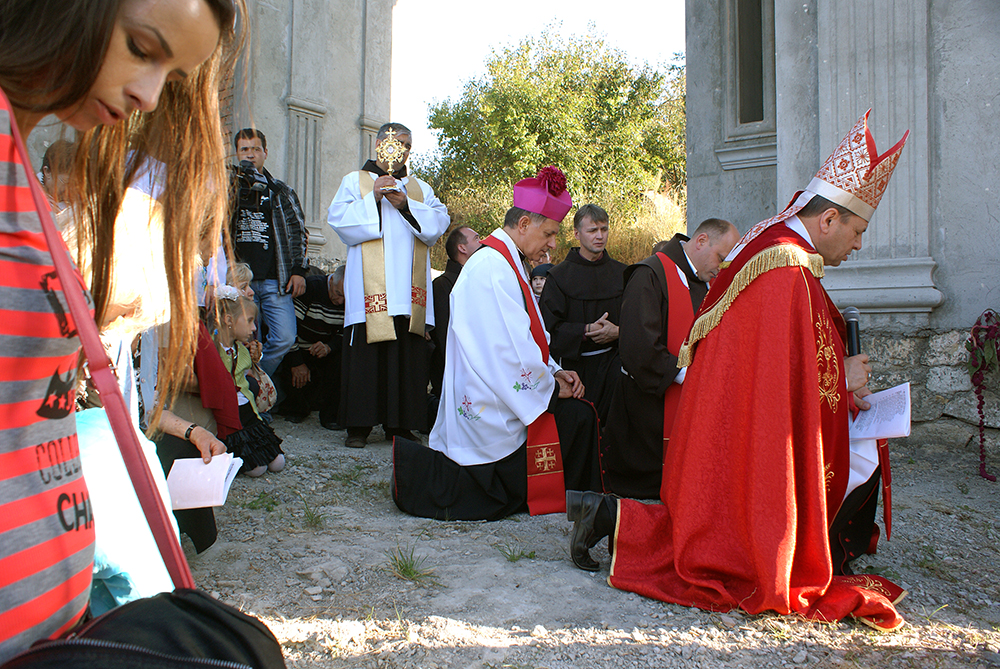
[685, 218, 740, 282]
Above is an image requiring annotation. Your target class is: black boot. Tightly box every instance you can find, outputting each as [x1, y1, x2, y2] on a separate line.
[566, 490, 616, 572]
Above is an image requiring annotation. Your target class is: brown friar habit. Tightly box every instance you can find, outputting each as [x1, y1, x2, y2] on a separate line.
[601, 234, 708, 499]
[539, 247, 627, 424]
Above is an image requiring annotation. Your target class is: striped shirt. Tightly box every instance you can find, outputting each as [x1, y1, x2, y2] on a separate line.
[284, 273, 344, 368]
[0, 92, 95, 662]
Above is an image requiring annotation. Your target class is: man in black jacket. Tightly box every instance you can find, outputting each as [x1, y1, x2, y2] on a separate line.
[230, 128, 309, 377]
[277, 266, 345, 429]
[430, 226, 481, 397]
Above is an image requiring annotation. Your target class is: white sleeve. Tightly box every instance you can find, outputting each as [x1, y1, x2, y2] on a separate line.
[327, 172, 383, 246]
[450, 253, 557, 426]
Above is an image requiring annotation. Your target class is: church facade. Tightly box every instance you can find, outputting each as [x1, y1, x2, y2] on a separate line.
[226, 0, 395, 267]
[685, 1, 1000, 451]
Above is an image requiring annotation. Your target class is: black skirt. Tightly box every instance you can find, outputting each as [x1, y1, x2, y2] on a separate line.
[225, 403, 284, 471]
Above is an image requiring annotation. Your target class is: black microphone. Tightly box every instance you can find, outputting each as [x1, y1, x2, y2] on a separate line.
[842, 306, 861, 357]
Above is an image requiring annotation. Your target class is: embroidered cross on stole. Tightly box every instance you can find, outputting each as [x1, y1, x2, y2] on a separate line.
[358, 172, 428, 343]
[481, 235, 566, 515]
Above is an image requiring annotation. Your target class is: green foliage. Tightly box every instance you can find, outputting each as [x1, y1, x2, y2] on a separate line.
[496, 543, 536, 563]
[330, 462, 372, 485]
[295, 492, 325, 529]
[244, 490, 278, 512]
[415, 26, 687, 266]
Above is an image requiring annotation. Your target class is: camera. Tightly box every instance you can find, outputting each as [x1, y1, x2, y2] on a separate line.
[235, 159, 267, 193]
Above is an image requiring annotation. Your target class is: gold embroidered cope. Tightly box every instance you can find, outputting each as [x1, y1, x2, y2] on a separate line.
[677, 244, 824, 367]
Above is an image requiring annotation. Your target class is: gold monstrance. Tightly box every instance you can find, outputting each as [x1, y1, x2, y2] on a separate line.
[376, 128, 405, 192]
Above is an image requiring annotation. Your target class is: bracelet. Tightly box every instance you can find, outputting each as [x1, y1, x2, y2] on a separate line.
[184, 423, 198, 441]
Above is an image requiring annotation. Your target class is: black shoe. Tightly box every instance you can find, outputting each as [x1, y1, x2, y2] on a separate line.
[345, 427, 371, 449]
[566, 490, 609, 572]
[321, 421, 344, 431]
[285, 414, 307, 424]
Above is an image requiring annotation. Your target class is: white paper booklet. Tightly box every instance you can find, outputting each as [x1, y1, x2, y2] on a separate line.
[849, 382, 911, 440]
[166, 453, 242, 510]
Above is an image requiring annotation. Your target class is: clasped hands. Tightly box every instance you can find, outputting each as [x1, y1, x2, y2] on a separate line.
[373, 174, 408, 210]
[555, 369, 585, 399]
[845, 353, 873, 410]
[584, 312, 619, 345]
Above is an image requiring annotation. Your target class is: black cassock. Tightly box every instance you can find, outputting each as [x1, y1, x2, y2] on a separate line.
[392, 396, 601, 521]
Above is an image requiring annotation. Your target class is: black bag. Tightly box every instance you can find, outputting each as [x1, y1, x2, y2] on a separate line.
[1, 88, 285, 668]
[3, 591, 284, 668]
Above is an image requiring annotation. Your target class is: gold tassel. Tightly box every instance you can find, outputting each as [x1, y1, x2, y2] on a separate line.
[677, 244, 823, 367]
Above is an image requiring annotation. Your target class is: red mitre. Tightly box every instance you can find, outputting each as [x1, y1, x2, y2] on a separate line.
[739, 110, 909, 247]
[512, 166, 573, 222]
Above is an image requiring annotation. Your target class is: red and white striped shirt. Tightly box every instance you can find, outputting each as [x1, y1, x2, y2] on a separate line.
[0, 90, 95, 662]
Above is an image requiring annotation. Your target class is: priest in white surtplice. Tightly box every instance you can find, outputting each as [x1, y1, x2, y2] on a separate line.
[392, 167, 603, 521]
[327, 123, 449, 447]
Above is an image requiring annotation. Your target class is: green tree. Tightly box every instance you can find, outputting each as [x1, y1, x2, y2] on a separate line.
[414, 28, 686, 264]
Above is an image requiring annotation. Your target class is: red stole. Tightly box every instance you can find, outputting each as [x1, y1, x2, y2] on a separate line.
[655, 252, 695, 504]
[481, 236, 565, 515]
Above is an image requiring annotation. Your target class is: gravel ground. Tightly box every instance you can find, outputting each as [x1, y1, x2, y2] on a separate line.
[187, 417, 1000, 668]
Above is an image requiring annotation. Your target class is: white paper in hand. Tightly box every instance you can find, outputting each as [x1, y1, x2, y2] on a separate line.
[849, 382, 911, 440]
[166, 453, 242, 510]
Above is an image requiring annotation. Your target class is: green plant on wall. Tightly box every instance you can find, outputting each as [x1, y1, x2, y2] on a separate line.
[965, 308, 999, 481]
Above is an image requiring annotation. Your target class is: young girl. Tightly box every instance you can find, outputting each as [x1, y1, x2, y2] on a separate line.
[227, 261, 263, 368]
[229, 262, 256, 298]
[215, 289, 285, 477]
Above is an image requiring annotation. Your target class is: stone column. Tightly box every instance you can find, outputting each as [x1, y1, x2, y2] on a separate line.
[359, 0, 392, 164]
[286, 96, 327, 252]
[286, 0, 333, 257]
[815, 0, 942, 329]
[773, 0, 819, 202]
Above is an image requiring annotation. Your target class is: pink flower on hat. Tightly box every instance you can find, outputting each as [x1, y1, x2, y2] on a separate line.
[536, 165, 567, 196]
[512, 165, 574, 222]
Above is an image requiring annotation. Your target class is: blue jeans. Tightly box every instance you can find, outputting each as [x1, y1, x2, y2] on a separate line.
[250, 279, 296, 377]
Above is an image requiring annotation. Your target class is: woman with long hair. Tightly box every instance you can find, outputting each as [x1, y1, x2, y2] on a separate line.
[0, 0, 242, 659]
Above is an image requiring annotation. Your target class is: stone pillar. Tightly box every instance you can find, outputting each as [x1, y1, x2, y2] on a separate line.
[773, 0, 819, 202]
[359, 0, 391, 164]
[284, 0, 331, 257]
[286, 97, 328, 253]
[815, 0, 942, 329]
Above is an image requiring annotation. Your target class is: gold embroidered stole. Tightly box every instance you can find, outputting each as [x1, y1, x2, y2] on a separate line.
[358, 172, 428, 343]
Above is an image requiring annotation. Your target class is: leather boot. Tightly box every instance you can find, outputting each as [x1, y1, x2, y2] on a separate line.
[566, 490, 614, 571]
[345, 426, 372, 449]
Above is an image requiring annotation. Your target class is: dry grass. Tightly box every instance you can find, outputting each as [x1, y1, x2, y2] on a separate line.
[430, 187, 687, 271]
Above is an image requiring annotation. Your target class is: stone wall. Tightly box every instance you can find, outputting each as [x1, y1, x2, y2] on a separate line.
[231, 0, 394, 269]
[866, 327, 999, 472]
[685, 0, 1000, 335]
